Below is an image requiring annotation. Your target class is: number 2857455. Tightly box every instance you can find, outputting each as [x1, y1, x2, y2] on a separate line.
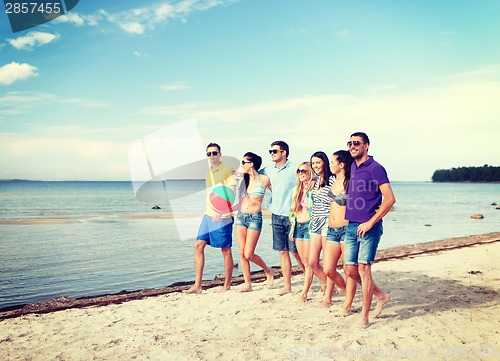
[5, 2, 62, 14]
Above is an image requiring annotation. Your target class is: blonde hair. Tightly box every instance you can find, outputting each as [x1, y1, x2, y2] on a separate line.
[291, 162, 314, 214]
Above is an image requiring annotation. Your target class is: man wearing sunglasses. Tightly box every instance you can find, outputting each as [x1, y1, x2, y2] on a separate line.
[343, 132, 395, 327]
[261, 140, 304, 295]
[185, 143, 236, 294]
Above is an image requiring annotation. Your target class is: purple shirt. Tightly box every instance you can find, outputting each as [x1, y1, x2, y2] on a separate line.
[345, 156, 390, 223]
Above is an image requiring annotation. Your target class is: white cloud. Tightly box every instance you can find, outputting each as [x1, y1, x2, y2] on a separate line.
[0, 63, 39, 85]
[159, 82, 190, 91]
[7, 32, 59, 50]
[53, 12, 85, 26]
[2, 64, 498, 181]
[137, 65, 500, 181]
[68, 0, 238, 34]
[0, 91, 105, 117]
[119, 22, 145, 35]
[0, 134, 130, 180]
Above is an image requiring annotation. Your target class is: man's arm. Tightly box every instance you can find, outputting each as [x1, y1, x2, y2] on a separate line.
[356, 183, 396, 237]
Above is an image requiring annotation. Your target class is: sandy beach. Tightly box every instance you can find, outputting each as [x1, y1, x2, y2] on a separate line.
[1, 232, 499, 360]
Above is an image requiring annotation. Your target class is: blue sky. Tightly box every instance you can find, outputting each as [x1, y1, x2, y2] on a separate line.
[1, 0, 499, 181]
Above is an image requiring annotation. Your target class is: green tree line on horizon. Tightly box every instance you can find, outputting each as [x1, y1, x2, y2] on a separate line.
[432, 165, 500, 182]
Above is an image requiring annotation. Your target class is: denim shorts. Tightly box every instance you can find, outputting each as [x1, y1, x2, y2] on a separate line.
[272, 214, 297, 253]
[326, 225, 347, 243]
[310, 216, 328, 236]
[294, 221, 310, 241]
[196, 215, 233, 248]
[344, 221, 383, 265]
[235, 211, 263, 232]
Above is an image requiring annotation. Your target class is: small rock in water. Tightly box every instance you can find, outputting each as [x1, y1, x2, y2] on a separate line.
[468, 270, 482, 275]
[496, 206, 500, 210]
[492, 202, 497, 206]
[424, 224, 432, 227]
[214, 274, 225, 281]
[152, 205, 161, 209]
[470, 214, 484, 219]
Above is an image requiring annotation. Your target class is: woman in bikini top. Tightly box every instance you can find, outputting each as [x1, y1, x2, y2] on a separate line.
[322, 149, 357, 312]
[235, 152, 274, 292]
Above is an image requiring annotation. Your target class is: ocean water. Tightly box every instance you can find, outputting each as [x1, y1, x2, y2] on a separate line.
[0, 180, 499, 310]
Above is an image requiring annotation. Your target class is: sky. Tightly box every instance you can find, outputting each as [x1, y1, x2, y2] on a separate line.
[1, 0, 499, 182]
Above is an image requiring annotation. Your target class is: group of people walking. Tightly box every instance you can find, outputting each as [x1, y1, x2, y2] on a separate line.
[185, 132, 396, 327]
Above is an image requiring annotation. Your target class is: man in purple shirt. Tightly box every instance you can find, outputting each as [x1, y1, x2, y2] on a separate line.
[343, 132, 396, 328]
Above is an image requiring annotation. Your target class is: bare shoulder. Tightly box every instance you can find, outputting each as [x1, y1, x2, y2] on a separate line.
[261, 174, 271, 185]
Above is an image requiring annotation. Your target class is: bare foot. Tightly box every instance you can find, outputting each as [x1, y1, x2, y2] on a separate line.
[218, 286, 230, 293]
[240, 284, 253, 293]
[266, 269, 275, 288]
[335, 308, 352, 317]
[278, 288, 292, 296]
[297, 293, 307, 303]
[184, 286, 202, 294]
[373, 292, 391, 318]
[317, 299, 332, 308]
[357, 318, 370, 328]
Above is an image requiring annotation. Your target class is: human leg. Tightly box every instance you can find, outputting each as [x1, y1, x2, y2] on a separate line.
[210, 216, 234, 292]
[323, 235, 346, 293]
[236, 225, 252, 291]
[357, 222, 389, 326]
[340, 222, 361, 308]
[185, 217, 211, 294]
[185, 240, 206, 294]
[245, 229, 274, 288]
[338, 243, 357, 316]
[322, 238, 345, 307]
[308, 233, 327, 288]
[291, 251, 305, 273]
[221, 246, 233, 291]
[272, 214, 293, 295]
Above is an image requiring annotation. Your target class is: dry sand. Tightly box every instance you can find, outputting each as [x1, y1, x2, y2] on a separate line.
[1, 233, 499, 360]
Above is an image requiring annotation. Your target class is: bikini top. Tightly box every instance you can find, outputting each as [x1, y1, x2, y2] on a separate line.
[329, 190, 348, 206]
[246, 174, 265, 197]
[300, 200, 309, 210]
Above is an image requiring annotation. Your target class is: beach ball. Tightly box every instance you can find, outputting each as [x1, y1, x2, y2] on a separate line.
[209, 185, 236, 213]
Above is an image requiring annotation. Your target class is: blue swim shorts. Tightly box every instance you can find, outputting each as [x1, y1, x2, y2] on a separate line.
[272, 214, 297, 253]
[235, 211, 263, 232]
[344, 221, 383, 265]
[326, 225, 347, 243]
[196, 215, 233, 248]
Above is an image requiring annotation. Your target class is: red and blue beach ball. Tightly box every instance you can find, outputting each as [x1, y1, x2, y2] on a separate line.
[209, 185, 236, 213]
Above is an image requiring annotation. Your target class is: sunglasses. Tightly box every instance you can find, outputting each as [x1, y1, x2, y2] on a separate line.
[242, 160, 252, 165]
[347, 140, 364, 147]
[206, 151, 219, 156]
[269, 149, 282, 154]
[296, 169, 308, 174]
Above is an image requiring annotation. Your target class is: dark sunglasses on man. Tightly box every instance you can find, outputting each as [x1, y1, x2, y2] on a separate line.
[347, 141, 364, 148]
[206, 151, 219, 156]
[269, 149, 282, 154]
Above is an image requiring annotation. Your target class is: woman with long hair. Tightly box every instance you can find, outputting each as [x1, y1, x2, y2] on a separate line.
[322, 150, 354, 310]
[235, 152, 275, 292]
[308, 151, 335, 303]
[289, 162, 315, 302]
